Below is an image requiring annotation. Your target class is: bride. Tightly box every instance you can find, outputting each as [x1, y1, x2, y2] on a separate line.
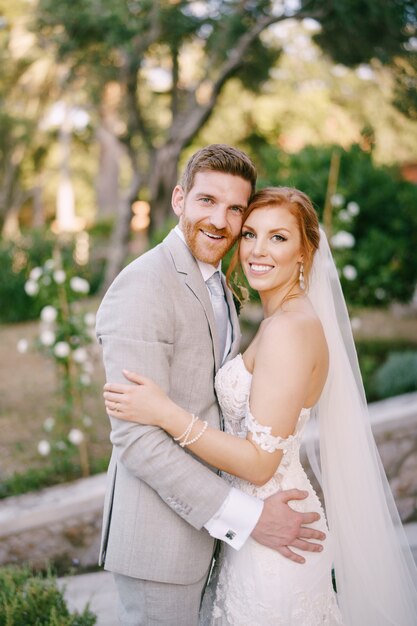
[103, 187, 417, 625]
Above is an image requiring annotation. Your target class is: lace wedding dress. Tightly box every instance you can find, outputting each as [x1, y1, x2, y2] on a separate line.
[201, 354, 343, 626]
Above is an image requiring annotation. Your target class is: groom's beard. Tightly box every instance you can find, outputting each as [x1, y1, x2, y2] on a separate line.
[181, 217, 238, 266]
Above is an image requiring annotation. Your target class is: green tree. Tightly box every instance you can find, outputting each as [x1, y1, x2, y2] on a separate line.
[0, 1, 59, 237]
[34, 0, 417, 285]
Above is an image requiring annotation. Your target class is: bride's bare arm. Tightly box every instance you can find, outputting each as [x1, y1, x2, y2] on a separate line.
[104, 315, 315, 485]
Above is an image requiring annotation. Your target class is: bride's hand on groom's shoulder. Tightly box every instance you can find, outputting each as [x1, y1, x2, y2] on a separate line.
[251, 489, 326, 564]
[103, 370, 172, 427]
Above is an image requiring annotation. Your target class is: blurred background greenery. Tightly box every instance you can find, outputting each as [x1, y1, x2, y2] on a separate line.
[1, 0, 417, 495]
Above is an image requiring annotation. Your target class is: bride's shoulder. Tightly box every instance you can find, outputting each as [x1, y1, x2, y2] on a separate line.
[261, 306, 320, 340]
[258, 307, 323, 358]
[254, 311, 324, 373]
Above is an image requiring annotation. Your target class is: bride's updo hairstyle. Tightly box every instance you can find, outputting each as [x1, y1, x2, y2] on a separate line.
[227, 186, 320, 300]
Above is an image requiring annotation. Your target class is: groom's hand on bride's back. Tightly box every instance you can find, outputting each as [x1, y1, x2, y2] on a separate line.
[251, 489, 325, 564]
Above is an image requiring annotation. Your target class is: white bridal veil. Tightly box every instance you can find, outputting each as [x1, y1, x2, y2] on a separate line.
[307, 229, 417, 625]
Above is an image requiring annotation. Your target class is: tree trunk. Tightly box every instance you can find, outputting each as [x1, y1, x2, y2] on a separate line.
[95, 83, 125, 218]
[31, 174, 45, 229]
[95, 125, 123, 218]
[56, 111, 78, 232]
[101, 149, 142, 291]
[148, 142, 183, 231]
[2, 204, 21, 240]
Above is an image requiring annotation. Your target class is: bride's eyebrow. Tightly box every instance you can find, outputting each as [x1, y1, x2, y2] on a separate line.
[268, 227, 291, 234]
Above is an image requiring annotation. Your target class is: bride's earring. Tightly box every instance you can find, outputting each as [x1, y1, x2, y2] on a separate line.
[299, 263, 305, 290]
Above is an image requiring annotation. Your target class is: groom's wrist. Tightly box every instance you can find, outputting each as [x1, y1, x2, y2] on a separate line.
[205, 488, 264, 550]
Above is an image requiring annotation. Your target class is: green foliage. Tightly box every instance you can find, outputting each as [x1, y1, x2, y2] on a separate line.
[0, 565, 96, 625]
[0, 3, 54, 228]
[355, 339, 417, 401]
[147, 217, 177, 249]
[0, 456, 109, 500]
[373, 351, 417, 399]
[246, 139, 417, 307]
[311, 0, 415, 66]
[0, 232, 56, 323]
[0, 230, 104, 324]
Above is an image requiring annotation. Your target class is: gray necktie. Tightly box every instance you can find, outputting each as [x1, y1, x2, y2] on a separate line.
[206, 271, 229, 361]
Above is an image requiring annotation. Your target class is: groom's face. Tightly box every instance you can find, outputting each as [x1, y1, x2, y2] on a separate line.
[172, 170, 252, 266]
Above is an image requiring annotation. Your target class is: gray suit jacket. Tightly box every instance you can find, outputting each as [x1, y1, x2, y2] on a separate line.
[96, 229, 241, 584]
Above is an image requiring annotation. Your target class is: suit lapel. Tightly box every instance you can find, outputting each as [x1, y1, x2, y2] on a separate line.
[163, 230, 222, 370]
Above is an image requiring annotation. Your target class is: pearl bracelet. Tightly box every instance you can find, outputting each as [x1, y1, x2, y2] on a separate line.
[173, 413, 198, 443]
[180, 419, 208, 448]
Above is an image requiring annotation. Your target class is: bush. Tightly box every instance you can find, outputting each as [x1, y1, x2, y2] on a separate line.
[355, 340, 417, 401]
[0, 229, 105, 324]
[0, 238, 46, 324]
[0, 565, 96, 625]
[373, 351, 417, 399]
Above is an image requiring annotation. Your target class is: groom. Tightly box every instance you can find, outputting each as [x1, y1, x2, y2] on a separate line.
[96, 144, 325, 625]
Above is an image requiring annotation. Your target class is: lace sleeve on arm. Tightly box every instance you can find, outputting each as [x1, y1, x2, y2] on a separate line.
[245, 408, 294, 454]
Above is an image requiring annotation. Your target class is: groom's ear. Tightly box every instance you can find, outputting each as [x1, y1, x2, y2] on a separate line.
[172, 185, 185, 217]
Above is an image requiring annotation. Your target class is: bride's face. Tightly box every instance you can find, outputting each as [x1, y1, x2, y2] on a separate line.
[239, 205, 303, 295]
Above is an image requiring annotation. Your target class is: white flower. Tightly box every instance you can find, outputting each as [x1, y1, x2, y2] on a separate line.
[73, 347, 88, 363]
[347, 201, 360, 216]
[375, 288, 386, 300]
[53, 269, 66, 284]
[40, 330, 56, 346]
[338, 210, 351, 223]
[82, 361, 94, 374]
[17, 339, 29, 353]
[80, 373, 91, 386]
[40, 306, 58, 323]
[84, 312, 96, 326]
[83, 415, 93, 428]
[331, 231, 355, 249]
[351, 317, 362, 331]
[68, 428, 84, 445]
[24, 280, 39, 296]
[70, 277, 90, 294]
[342, 265, 358, 281]
[38, 440, 51, 456]
[44, 259, 55, 271]
[30, 267, 43, 281]
[331, 193, 344, 208]
[43, 417, 55, 432]
[54, 341, 70, 358]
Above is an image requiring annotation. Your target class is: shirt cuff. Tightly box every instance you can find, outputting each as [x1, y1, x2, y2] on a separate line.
[204, 487, 263, 550]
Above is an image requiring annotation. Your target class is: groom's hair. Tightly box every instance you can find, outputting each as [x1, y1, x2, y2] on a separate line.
[179, 144, 257, 195]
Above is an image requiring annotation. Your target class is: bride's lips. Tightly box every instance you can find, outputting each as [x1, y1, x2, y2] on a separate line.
[248, 263, 275, 275]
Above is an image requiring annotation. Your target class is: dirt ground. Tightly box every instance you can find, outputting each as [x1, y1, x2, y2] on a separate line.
[0, 303, 416, 479]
